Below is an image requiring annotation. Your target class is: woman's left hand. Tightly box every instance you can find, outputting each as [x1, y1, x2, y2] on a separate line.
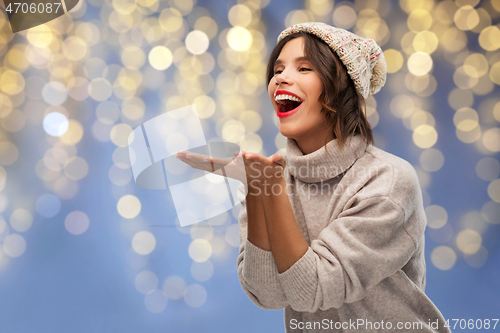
[242, 151, 286, 188]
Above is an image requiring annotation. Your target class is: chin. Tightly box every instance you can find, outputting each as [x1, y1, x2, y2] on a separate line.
[278, 126, 299, 140]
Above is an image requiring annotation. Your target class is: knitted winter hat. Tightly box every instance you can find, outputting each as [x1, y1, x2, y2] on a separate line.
[277, 22, 387, 99]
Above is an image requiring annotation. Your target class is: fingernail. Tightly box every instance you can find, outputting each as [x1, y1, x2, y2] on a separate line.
[186, 155, 192, 159]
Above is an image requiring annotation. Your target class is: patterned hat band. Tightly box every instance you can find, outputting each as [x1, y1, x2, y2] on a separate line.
[277, 22, 387, 100]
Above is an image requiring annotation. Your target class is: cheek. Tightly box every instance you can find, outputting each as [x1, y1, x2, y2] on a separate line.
[267, 82, 275, 100]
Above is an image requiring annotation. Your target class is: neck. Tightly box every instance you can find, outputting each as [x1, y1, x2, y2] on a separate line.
[295, 130, 335, 155]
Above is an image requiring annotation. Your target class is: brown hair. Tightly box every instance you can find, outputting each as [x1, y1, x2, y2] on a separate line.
[266, 32, 374, 151]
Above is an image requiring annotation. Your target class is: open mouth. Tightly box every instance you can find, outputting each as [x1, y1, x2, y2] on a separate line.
[278, 99, 302, 113]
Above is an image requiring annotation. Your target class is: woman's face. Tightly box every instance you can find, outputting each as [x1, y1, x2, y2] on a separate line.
[268, 36, 330, 148]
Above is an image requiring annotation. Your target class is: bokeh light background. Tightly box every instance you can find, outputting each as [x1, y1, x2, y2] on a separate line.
[0, 0, 499, 332]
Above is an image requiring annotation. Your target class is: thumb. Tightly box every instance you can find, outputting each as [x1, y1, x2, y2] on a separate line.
[271, 153, 286, 167]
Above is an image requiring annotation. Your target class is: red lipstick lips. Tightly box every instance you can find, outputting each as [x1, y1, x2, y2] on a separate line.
[275, 90, 302, 118]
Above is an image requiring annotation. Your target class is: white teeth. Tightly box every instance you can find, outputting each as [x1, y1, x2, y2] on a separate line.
[275, 94, 301, 103]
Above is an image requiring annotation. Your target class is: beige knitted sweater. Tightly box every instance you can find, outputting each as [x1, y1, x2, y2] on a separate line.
[236, 134, 451, 333]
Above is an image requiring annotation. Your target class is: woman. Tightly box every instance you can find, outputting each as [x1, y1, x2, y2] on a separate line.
[178, 22, 450, 333]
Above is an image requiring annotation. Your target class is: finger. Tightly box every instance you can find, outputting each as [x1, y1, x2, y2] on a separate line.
[272, 153, 286, 167]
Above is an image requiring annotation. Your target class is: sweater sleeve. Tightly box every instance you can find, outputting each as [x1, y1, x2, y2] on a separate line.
[236, 184, 289, 310]
[276, 194, 416, 313]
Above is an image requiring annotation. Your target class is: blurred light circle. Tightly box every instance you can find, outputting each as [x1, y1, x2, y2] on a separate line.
[413, 31, 439, 54]
[122, 97, 145, 121]
[185, 30, 209, 55]
[0, 216, 8, 236]
[163, 275, 186, 300]
[475, 157, 500, 181]
[239, 110, 262, 133]
[64, 211, 90, 235]
[412, 124, 438, 148]
[42, 81, 68, 106]
[414, 167, 431, 189]
[67, 77, 90, 101]
[490, 62, 500, 85]
[419, 148, 444, 172]
[285, 9, 314, 27]
[227, 27, 252, 51]
[108, 165, 132, 186]
[390, 97, 414, 118]
[430, 246, 456, 270]
[0, 70, 25, 95]
[224, 223, 240, 247]
[9, 209, 33, 232]
[132, 231, 156, 255]
[448, 88, 473, 110]
[190, 260, 214, 282]
[53, 177, 79, 201]
[487, 179, 500, 203]
[193, 95, 216, 119]
[183, 283, 207, 308]
[1, 109, 26, 133]
[64, 156, 89, 180]
[456, 229, 482, 254]
[463, 53, 489, 78]
[478, 26, 500, 51]
[88, 78, 113, 101]
[221, 119, 245, 143]
[425, 205, 448, 229]
[228, 4, 252, 27]
[135, 270, 159, 294]
[456, 123, 481, 143]
[59, 119, 84, 145]
[149, 46, 173, 71]
[481, 200, 500, 224]
[453, 66, 479, 89]
[482, 128, 500, 152]
[117, 195, 141, 219]
[190, 224, 213, 241]
[332, 5, 357, 29]
[454, 5, 479, 31]
[121, 45, 146, 70]
[112, 147, 132, 169]
[460, 211, 488, 234]
[144, 289, 168, 313]
[464, 246, 488, 268]
[3, 233, 26, 257]
[62, 36, 88, 61]
[408, 109, 435, 130]
[96, 101, 120, 124]
[158, 8, 183, 32]
[407, 52, 433, 76]
[110, 123, 133, 148]
[0, 166, 6, 192]
[43, 112, 69, 136]
[384, 49, 404, 73]
[188, 238, 212, 262]
[209, 234, 227, 257]
[453, 107, 478, 130]
[407, 9, 432, 32]
[35, 194, 61, 218]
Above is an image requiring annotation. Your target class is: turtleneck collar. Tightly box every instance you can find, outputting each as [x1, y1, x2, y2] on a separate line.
[285, 134, 369, 183]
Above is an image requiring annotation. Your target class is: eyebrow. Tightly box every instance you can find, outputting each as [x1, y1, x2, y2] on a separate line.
[274, 56, 311, 67]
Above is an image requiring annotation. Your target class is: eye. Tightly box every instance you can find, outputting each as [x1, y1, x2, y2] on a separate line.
[274, 69, 282, 75]
[299, 67, 311, 72]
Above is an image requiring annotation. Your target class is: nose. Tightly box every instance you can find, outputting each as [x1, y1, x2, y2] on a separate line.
[275, 69, 292, 86]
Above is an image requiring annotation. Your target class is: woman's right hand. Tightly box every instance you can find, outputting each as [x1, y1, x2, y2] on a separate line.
[175, 150, 249, 185]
